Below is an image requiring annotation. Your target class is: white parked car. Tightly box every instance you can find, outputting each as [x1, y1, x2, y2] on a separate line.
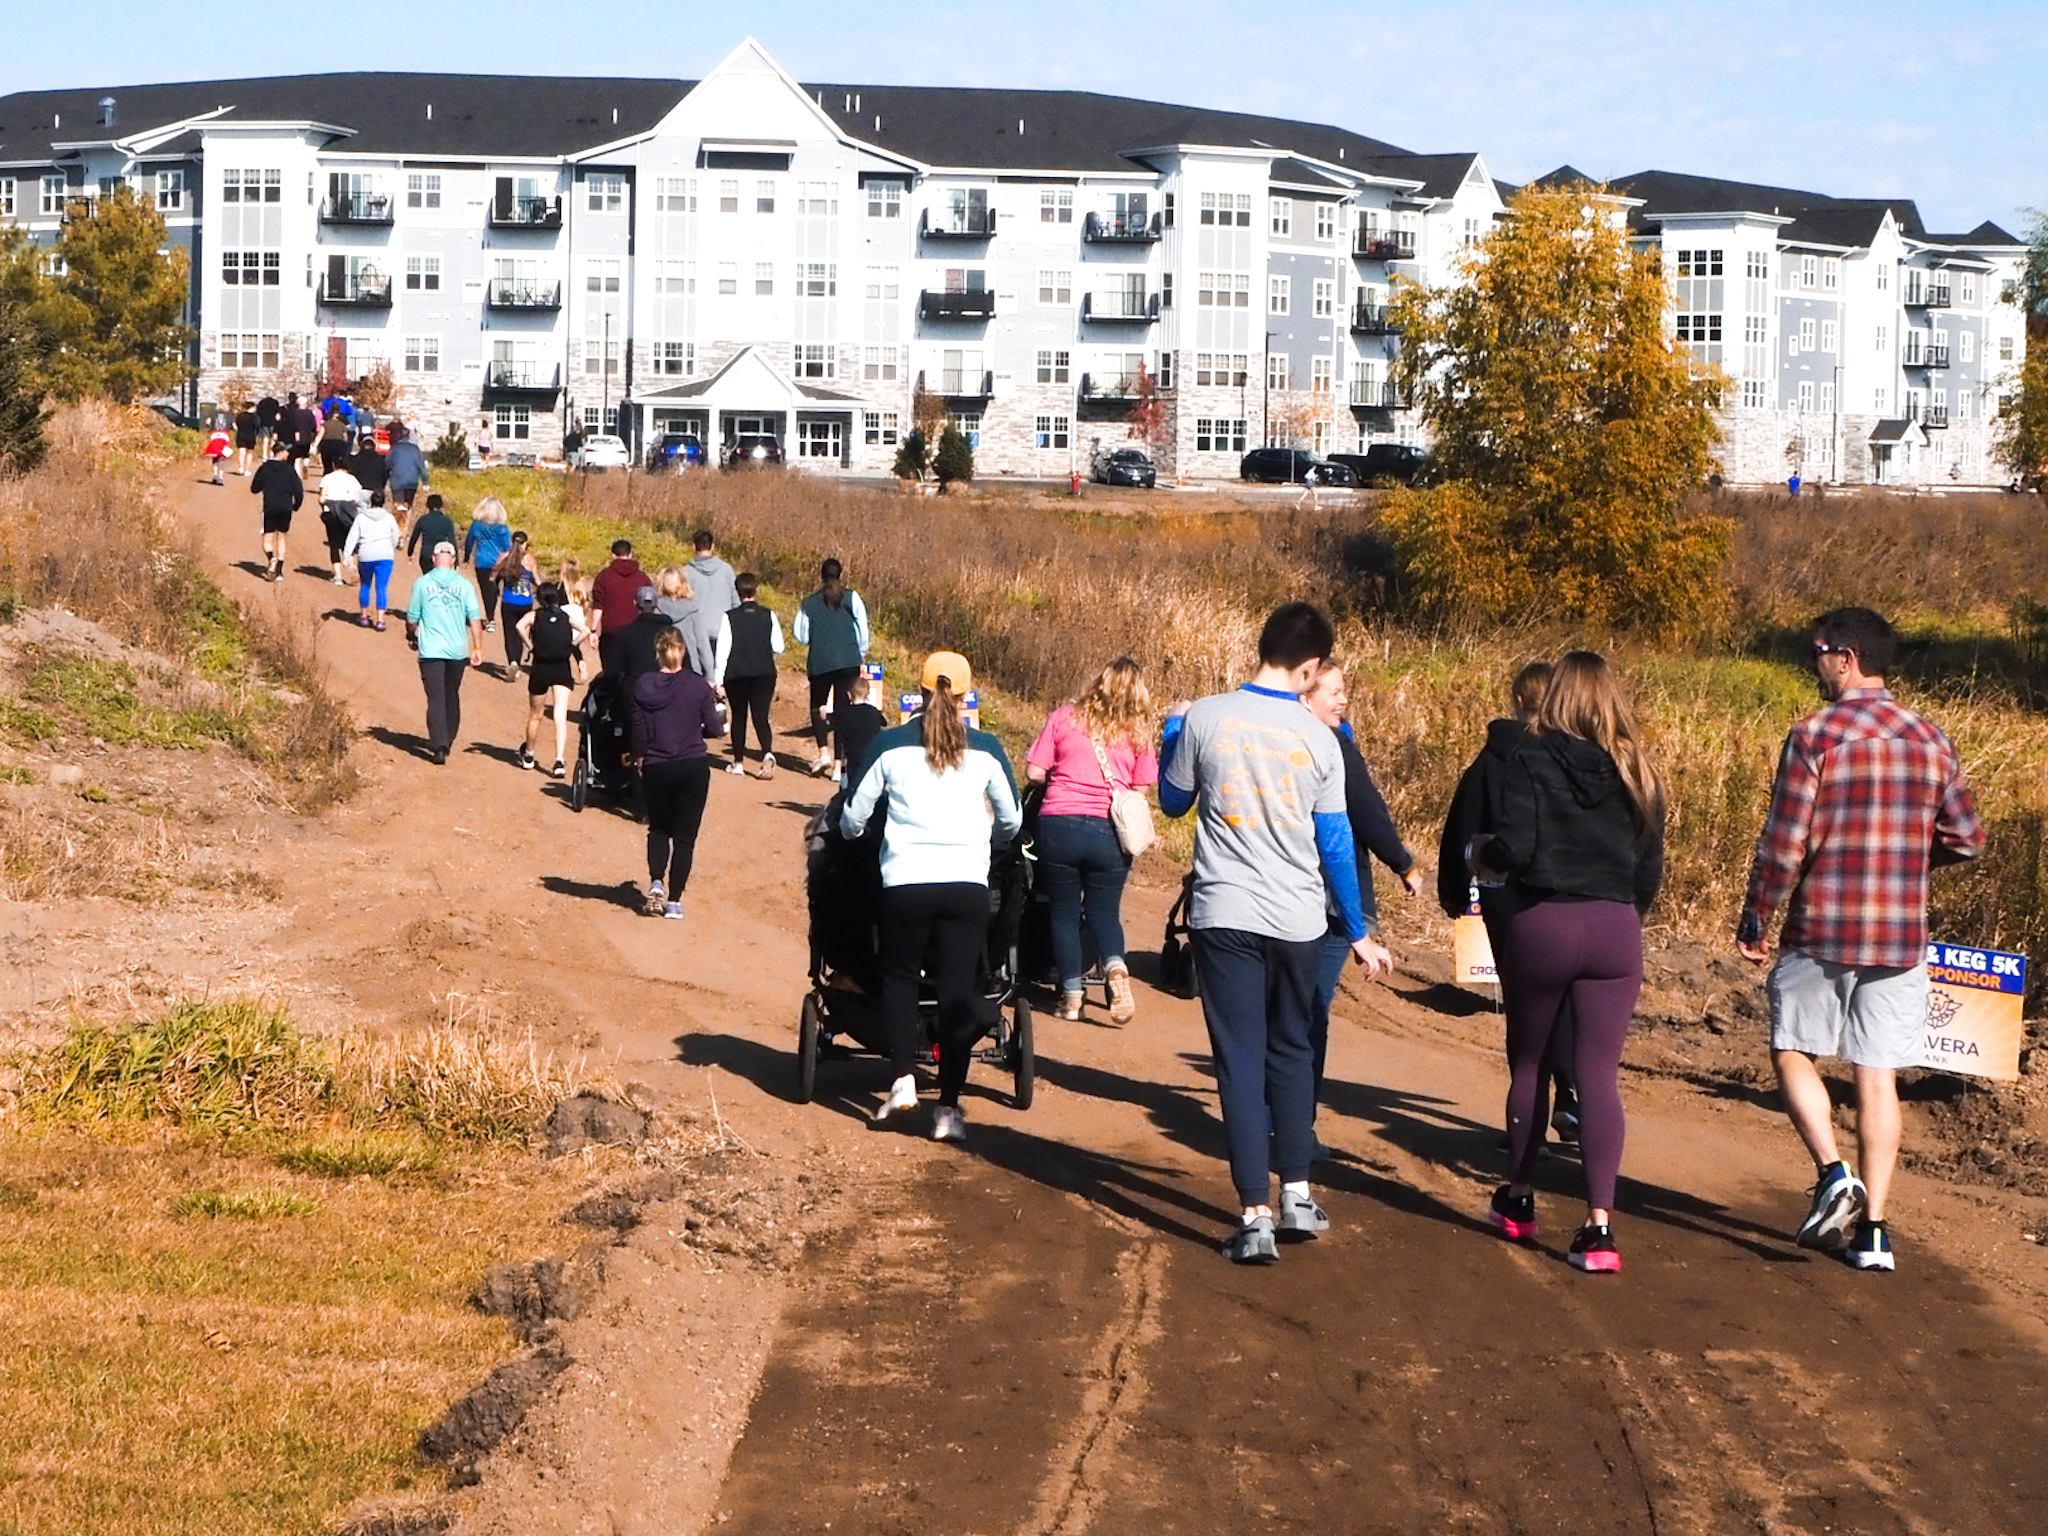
[569, 434, 631, 471]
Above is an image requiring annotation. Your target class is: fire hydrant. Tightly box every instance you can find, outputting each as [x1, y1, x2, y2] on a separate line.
[1070, 470, 1082, 496]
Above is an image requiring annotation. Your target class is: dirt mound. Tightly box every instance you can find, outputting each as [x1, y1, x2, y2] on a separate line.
[543, 1095, 648, 1156]
[418, 1345, 575, 1484]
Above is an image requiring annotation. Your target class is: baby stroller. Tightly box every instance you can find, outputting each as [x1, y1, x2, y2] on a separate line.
[1159, 870, 1199, 999]
[1014, 783, 1113, 1015]
[568, 674, 637, 814]
[795, 797, 1036, 1109]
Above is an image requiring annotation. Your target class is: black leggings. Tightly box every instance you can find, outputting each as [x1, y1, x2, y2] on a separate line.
[642, 757, 712, 892]
[725, 674, 775, 761]
[809, 668, 858, 759]
[500, 601, 531, 668]
[879, 882, 987, 1106]
[478, 571, 502, 624]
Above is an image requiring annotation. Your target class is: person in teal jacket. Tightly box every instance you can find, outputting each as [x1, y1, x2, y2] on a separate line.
[793, 557, 870, 780]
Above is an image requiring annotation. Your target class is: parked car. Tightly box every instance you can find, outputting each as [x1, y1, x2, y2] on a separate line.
[721, 435, 784, 469]
[1328, 443, 1431, 487]
[569, 434, 632, 472]
[1238, 447, 1358, 486]
[646, 433, 705, 472]
[1093, 447, 1157, 489]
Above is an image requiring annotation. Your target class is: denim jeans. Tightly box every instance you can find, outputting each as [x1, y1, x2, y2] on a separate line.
[1310, 923, 1354, 1116]
[1036, 813, 1130, 991]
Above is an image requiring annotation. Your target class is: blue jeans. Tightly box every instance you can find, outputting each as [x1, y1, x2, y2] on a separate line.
[1036, 814, 1130, 992]
[1191, 926, 1322, 1206]
[1310, 924, 1354, 1116]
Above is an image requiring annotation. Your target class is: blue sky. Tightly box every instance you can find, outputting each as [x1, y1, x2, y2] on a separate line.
[5, 0, 2041, 233]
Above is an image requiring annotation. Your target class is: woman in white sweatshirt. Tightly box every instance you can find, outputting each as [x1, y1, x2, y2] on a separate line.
[341, 491, 403, 630]
[839, 650, 1022, 1143]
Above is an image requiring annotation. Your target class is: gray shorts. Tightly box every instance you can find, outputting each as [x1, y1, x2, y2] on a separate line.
[1768, 949, 1928, 1070]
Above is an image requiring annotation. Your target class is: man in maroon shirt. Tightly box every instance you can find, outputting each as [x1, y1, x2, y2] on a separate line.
[1737, 607, 1982, 1273]
[590, 539, 651, 676]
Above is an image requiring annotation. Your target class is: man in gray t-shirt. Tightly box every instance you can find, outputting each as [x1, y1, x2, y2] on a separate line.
[1158, 602, 1381, 1265]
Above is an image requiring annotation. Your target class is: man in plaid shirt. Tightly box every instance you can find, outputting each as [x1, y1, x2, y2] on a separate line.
[1737, 607, 1983, 1273]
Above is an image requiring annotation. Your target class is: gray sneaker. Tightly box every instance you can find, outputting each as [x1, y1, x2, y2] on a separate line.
[1223, 1215, 1279, 1265]
[1278, 1189, 1330, 1240]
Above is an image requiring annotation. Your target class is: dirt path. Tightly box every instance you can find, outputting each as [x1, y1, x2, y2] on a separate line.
[171, 471, 2048, 1536]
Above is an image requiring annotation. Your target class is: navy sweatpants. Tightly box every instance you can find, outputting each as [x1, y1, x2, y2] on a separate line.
[1192, 926, 1323, 1207]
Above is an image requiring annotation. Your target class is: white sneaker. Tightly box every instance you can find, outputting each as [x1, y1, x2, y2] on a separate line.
[930, 1105, 966, 1143]
[757, 752, 776, 780]
[725, 761, 747, 776]
[872, 1074, 918, 1123]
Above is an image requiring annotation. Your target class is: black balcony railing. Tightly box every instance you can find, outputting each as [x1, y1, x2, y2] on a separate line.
[920, 207, 996, 240]
[1082, 210, 1163, 243]
[320, 193, 393, 225]
[485, 279, 563, 311]
[1082, 290, 1158, 322]
[1350, 302, 1400, 334]
[489, 195, 562, 230]
[1353, 229, 1415, 261]
[915, 368, 994, 399]
[1905, 281, 1953, 309]
[1905, 343, 1951, 369]
[1080, 372, 1145, 400]
[483, 362, 562, 395]
[317, 274, 393, 307]
[1348, 380, 1407, 409]
[919, 289, 997, 321]
[1921, 405, 1950, 428]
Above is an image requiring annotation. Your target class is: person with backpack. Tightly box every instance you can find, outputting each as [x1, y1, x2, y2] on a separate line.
[342, 491, 401, 629]
[715, 572, 784, 778]
[517, 582, 586, 777]
[793, 557, 870, 780]
[840, 651, 1022, 1142]
[317, 457, 363, 585]
[493, 531, 539, 679]
[630, 628, 726, 920]
[1025, 658, 1159, 1025]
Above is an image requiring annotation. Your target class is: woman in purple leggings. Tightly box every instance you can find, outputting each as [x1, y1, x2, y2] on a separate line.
[1472, 651, 1665, 1274]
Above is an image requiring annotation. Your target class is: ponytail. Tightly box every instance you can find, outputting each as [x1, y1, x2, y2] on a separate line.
[923, 680, 968, 773]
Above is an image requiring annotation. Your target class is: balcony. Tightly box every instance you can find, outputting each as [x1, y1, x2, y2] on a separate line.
[915, 368, 993, 399]
[1903, 343, 1951, 370]
[1904, 281, 1952, 309]
[483, 362, 562, 399]
[1921, 405, 1950, 428]
[1082, 210, 1163, 243]
[919, 207, 996, 241]
[1353, 229, 1415, 262]
[919, 288, 996, 321]
[1348, 381, 1408, 409]
[317, 274, 393, 308]
[320, 193, 393, 226]
[1080, 372, 1145, 401]
[1081, 289, 1158, 323]
[489, 195, 562, 231]
[1350, 301, 1401, 335]
[485, 279, 563, 311]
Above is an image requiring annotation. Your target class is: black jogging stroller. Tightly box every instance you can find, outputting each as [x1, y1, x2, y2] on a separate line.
[795, 794, 1036, 1108]
[568, 673, 637, 814]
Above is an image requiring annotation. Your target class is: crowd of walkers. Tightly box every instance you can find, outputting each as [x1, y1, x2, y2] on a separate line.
[241, 450, 1982, 1277]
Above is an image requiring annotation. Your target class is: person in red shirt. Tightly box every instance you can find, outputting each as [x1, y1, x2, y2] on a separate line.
[1738, 607, 1983, 1273]
[590, 539, 651, 675]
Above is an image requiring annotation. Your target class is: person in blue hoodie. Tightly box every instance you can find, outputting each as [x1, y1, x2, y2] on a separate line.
[463, 498, 514, 631]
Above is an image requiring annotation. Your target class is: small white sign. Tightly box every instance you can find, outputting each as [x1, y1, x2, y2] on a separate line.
[459, 360, 484, 379]
[460, 279, 486, 303]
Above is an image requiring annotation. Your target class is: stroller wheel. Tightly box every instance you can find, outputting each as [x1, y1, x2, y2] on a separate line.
[1010, 996, 1034, 1110]
[796, 993, 823, 1104]
[569, 756, 591, 813]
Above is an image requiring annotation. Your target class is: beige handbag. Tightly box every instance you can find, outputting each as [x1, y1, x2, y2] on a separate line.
[1089, 736, 1157, 858]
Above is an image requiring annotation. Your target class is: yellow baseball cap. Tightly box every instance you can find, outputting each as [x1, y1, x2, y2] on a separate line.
[920, 651, 973, 693]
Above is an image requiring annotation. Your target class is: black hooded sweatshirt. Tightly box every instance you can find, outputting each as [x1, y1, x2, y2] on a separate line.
[1479, 732, 1664, 915]
[1436, 717, 1530, 917]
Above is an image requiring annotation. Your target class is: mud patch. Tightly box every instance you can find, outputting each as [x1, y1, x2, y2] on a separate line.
[418, 1345, 574, 1484]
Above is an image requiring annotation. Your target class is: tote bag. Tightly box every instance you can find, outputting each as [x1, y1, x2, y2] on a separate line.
[1088, 736, 1157, 858]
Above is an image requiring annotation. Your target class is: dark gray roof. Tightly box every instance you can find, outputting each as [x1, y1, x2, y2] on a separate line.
[1270, 157, 1348, 191]
[1579, 169, 1942, 249]
[1925, 220, 2026, 247]
[1358, 151, 1484, 200]
[0, 73, 690, 164]
[1868, 418, 1919, 443]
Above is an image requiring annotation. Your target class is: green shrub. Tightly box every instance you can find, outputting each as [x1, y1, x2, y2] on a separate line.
[891, 428, 928, 481]
[428, 423, 472, 472]
[933, 424, 974, 487]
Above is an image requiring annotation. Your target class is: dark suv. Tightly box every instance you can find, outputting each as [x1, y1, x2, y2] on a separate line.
[1094, 447, 1158, 488]
[1238, 447, 1358, 486]
[720, 435, 784, 469]
[1328, 443, 1431, 487]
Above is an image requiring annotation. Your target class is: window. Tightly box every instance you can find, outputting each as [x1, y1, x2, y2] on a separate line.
[717, 262, 737, 295]
[1194, 418, 1248, 453]
[1034, 414, 1070, 449]
[405, 255, 441, 292]
[798, 182, 836, 216]
[1875, 387, 1889, 412]
[1269, 275, 1291, 315]
[1037, 269, 1072, 305]
[221, 250, 280, 286]
[1800, 255, 1817, 289]
[1793, 317, 1815, 354]
[1960, 272, 1978, 305]
[494, 405, 531, 441]
[1200, 193, 1216, 226]
[402, 335, 440, 373]
[1036, 349, 1070, 384]
[1310, 357, 1333, 394]
[154, 170, 184, 211]
[866, 180, 902, 219]
[1199, 194, 1251, 228]
[1156, 352, 1173, 389]
[0, 179, 13, 216]
[1162, 193, 1175, 229]
[1676, 313, 1721, 344]
[1958, 390, 1971, 420]
[582, 337, 620, 377]
[1266, 354, 1289, 390]
[1746, 250, 1768, 280]
[2001, 336, 2015, 362]
[1877, 264, 1890, 292]
[795, 419, 840, 459]
[581, 405, 620, 435]
[756, 180, 776, 215]
[656, 177, 697, 212]
[794, 343, 835, 379]
[40, 176, 66, 215]
[653, 260, 694, 296]
[1270, 198, 1291, 238]
[406, 173, 441, 210]
[1819, 382, 1835, 412]
[1675, 249, 1724, 277]
[802, 263, 837, 298]
[1040, 190, 1073, 224]
[945, 410, 982, 444]
[221, 168, 281, 204]
[1199, 272, 1250, 308]
[755, 262, 774, 296]
[1876, 324, 1887, 352]
[1161, 273, 1172, 308]
[218, 332, 279, 369]
[655, 340, 694, 376]
[865, 266, 900, 301]
[1822, 257, 1840, 290]
[585, 173, 625, 213]
[862, 346, 900, 382]
[1797, 381, 1815, 412]
[1312, 278, 1334, 318]
[1960, 331, 1974, 363]
[864, 411, 900, 446]
[585, 259, 620, 294]
[1820, 319, 1837, 352]
[1315, 203, 1336, 242]
[1741, 378, 1766, 408]
[719, 180, 740, 214]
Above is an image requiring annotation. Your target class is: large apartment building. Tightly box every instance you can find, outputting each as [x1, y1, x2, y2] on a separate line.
[0, 38, 2028, 486]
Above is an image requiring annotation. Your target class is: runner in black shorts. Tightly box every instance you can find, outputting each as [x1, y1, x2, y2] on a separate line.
[248, 440, 303, 581]
[517, 582, 585, 777]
